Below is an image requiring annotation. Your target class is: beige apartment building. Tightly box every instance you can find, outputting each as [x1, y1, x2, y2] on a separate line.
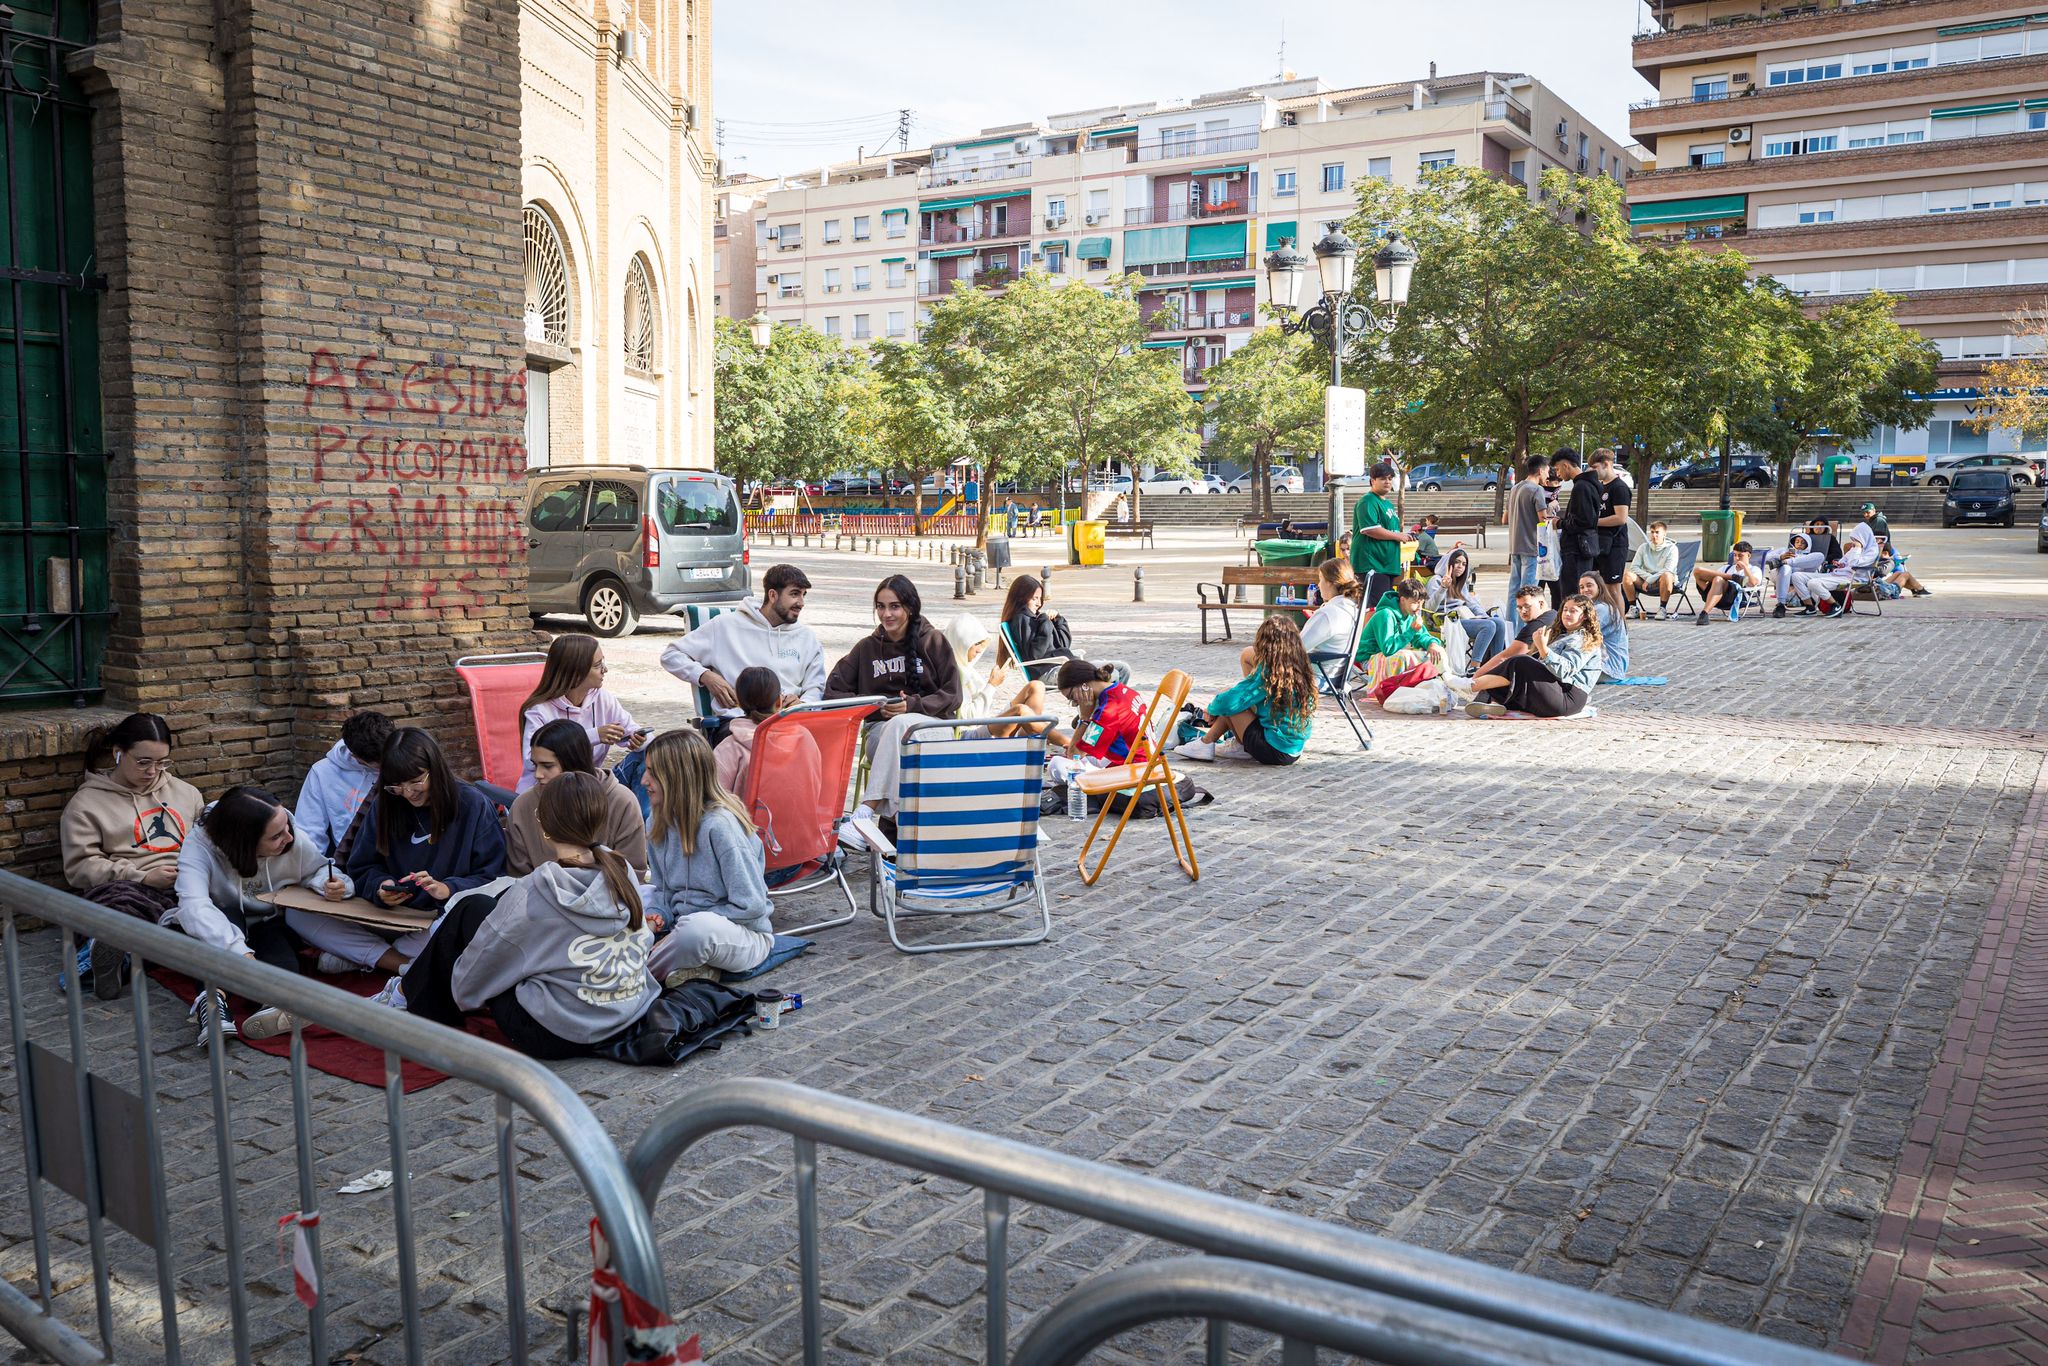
[1629, 0, 2048, 467]
[521, 0, 716, 470]
[725, 71, 1630, 398]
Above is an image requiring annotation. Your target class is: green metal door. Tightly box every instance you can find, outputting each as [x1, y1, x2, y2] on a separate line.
[0, 0, 105, 705]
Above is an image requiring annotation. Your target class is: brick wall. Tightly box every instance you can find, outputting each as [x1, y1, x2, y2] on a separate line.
[1, 0, 537, 887]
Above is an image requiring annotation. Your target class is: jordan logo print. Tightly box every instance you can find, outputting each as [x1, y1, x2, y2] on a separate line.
[133, 806, 188, 855]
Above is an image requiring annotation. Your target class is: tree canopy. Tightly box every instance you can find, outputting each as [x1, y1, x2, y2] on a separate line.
[1201, 329, 1324, 516]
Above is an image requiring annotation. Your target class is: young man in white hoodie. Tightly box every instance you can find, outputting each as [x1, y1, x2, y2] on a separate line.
[659, 565, 825, 725]
[295, 711, 393, 858]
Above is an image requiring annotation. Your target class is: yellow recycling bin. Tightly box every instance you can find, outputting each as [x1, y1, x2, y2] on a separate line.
[1070, 520, 1106, 567]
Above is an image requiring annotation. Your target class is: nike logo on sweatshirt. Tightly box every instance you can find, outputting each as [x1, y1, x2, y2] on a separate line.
[410, 831, 431, 845]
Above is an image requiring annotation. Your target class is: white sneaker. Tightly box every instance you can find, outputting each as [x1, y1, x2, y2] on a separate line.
[240, 1005, 297, 1040]
[840, 807, 890, 853]
[1213, 737, 1250, 761]
[1657, 607, 1670, 621]
[190, 989, 237, 1047]
[368, 976, 407, 1010]
[314, 951, 357, 976]
[1174, 739, 1217, 762]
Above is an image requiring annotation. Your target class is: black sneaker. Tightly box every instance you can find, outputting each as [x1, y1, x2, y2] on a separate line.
[1912, 588, 1931, 597]
[190, 988, 237, 1048]
[1694, 610, 1710, 625]
[1772, 604, 1786, 619]
[90, 938, 126, 1001]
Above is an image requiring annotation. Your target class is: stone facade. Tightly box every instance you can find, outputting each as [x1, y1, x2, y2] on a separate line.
[0, 0, 538, 884]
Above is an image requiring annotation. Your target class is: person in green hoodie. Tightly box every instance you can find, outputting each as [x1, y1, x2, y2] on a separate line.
[1357, 578, 1445, 692]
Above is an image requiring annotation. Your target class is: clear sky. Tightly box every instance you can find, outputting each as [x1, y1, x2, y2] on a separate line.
[712, 0, 1660, 177]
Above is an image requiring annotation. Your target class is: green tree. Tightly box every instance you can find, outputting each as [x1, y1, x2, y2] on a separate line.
[711, 316, 867, 488]
[1202, 329, 1325, 517]
[1729, 289, 1939, 517]
[867, 339, 967, 520]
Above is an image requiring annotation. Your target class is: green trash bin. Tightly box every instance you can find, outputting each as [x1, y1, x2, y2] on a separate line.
[1253, 537, 1322, 607]
[1699, 509, 1741, 563]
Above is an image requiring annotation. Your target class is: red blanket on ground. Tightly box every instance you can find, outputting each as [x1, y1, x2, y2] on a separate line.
[147, 963, 506, 1093]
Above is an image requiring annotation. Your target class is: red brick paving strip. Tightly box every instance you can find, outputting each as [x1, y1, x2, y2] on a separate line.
[1839, 762, 2048, 1363]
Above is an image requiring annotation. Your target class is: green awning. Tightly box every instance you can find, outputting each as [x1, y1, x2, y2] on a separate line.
[1090, 125, 1138, 139]
[1186, 277, 1254, 292]
[1141, 341, 1185, 349]
[920, 197, 972, 212]
[1191, 164, 1248, 179]
[1187, 220, 1248, 261]
[951, 134, 1020, 150]
[919, 188, 1031, 210]
[925, 247, 976, 259]
[1628, 193, 1748, 226]
[1938, 17, 2028, 34]
[1122, 226, 1188, 266]
[881, 207, 909, 219]
[1040, 239, 1070, 251]
[880, 256, 907, 263]
[1932, 101, 2021, 118]
[1076, 237, 1112, 259]
[1263, 221, 1298, 250]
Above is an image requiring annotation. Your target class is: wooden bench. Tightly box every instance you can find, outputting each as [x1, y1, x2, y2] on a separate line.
[1197, 566, 1317, 643]
[1427, 517, 1490, 548]
[1103, 521, 1155, 548]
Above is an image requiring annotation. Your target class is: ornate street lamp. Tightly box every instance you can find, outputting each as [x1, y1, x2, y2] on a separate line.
[1263, 224, 1419, 534]
[748, 314, 774, 350]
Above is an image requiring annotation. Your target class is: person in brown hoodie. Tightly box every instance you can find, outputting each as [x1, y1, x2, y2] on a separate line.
[504, 720, 647, 883]
[60, 713, 206, 998]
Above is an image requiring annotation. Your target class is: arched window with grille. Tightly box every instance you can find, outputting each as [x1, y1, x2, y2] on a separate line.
[622, 257, 659, 376]
[523, 205, 571, 346]
[621, 256, 661, 464]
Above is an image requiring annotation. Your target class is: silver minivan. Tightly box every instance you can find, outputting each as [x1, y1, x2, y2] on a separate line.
[526, 465, 750, 637]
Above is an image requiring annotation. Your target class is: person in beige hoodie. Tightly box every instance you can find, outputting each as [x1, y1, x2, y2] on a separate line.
[59, 713, 206, 1000]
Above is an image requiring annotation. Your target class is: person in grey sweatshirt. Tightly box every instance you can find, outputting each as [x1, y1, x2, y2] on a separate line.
[638, 729, 775, 986]
[375, 773, 656, 1059]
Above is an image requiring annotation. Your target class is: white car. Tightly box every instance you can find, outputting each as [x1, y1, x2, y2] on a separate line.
[1138, 473, 1218, 494]
[1226, 465, 1304, 495]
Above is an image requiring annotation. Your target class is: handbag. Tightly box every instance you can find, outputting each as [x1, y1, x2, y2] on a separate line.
[1536, 525, 1561, 581]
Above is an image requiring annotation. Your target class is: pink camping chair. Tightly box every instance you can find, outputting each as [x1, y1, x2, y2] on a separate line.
[737, 696, 881, 935]
[454, 651, 548, 805]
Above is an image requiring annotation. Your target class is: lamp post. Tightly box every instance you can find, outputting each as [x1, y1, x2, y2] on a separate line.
[1264, 224, 1417, 544]
[748, 314, 774, 350]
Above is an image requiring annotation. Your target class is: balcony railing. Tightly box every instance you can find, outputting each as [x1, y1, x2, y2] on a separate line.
[1123, 195, 1257, 225]
[1150, 309, 1256, 332]
[1484, 96, 1533, 133]
[1134, 256, 1252, 279]
[919, 220, 1030, 246]
[920, 158, 1033, 189]
[1633, 121, 2048, 181]
[1636, 0, 1932, 43]
[1133, 129, 1261, 164]
[1634, 223, 1751, 244]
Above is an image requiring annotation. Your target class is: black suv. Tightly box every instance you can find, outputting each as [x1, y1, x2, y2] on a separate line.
[1654, 458, 1773, 490]
[1942, 470, 2016, 527]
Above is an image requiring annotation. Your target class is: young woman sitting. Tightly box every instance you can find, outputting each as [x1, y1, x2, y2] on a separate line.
[517, 633, 647, 794]
[1045, 659, 1148, 788]
[1291, 560, 1362, 665]
[1426, 547, 1509, 669]
[1356, 579, 1445, 691]
[1176, 618, 1315, 766]
[997, 573, 1072, 682]
[60, 713, 206, 999]
[324, 729, 507, 973]
[372, 772, 657, 1061]
[712, 666, 781, 793]
[944, 613, 1050, 737]
[1466, 592, 1604, 719]
[506, 720, 648, 879]
[170, 786, 354, 1046]
[826, 575, 962, 822]
[639, 729, 776, 985]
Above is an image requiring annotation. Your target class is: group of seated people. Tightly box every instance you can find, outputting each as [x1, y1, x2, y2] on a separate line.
[1680, 505, 1927, 624]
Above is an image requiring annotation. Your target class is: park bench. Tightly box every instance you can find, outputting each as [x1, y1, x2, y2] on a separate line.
[1103, 521, 1155, 548]
[1429, 516, 1489, 548]
[1196, 565, 1316, 643]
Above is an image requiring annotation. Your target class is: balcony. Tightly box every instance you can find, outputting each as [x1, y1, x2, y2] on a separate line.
[1634, 0, 1984, 75]
[1134, 256, 1252, 279]
[919, 220, 1030, 246]
[1631, 125, 2048, 193]
[1484, 95, 1533, 134]
[1133, 129, 1261, 164]
[1630, 53, 2048, 145]
[1150, 308, 1257, 333]
[921, 159, 1033, 189]
[916, 269, 1014, 295]
[1123, 195, 1257, 226]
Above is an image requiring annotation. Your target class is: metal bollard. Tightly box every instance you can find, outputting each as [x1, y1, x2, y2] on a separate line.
[969, 551, 985, 594]
[1133, 566, 1145, 602]
[953, 563, 966, 599]
[1041, 565, 1052, 584]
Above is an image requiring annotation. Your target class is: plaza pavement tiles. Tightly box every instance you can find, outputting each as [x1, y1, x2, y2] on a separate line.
[1, 528, 2044, 1362]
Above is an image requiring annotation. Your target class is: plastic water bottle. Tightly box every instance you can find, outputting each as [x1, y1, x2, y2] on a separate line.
[1066, 783, 1087, 820]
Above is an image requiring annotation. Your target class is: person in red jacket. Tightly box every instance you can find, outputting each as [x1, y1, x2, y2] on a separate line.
[1057, 661, 1147, 765]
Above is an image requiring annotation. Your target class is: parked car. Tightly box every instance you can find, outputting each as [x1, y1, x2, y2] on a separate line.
[1226, 464, 1304, 495]
[526, 466, 749, 637]
[822, 475, 892, 497]
[2039, 503, 2048, 553]
[1138, 472, 1218, 494]
[1654, 457, 1772, 490]
[1941, 470, 2016, 527]
[1402, 462, 1499, 493]
[1920, 453, 2039, 488]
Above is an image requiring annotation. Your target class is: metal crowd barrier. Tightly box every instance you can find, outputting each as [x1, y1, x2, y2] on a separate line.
[0, 869, 666, 1365]
[628, 1078, 1842, 1366]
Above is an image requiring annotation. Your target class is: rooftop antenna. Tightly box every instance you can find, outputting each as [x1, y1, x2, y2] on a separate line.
[896, 108, 912, 152]
[1275, 21, 1286, 81]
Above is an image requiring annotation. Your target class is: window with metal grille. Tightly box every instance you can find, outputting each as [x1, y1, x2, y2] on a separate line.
[0, 0, 107, 706]
[623, 258, 658, 374]
[523, 206, 571, 346]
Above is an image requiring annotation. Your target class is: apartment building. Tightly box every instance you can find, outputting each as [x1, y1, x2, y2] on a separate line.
[1628, 0, 2048, 465]
[726, 70, 1629, 395]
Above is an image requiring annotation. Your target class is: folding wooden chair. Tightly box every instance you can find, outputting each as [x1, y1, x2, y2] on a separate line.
[866, 715, 1056, 953]
[1074, 670, 1199, 886]
[1307, 602, 1374, 751]
[453, 651, 547, 806]
[735, 696, 881, 935]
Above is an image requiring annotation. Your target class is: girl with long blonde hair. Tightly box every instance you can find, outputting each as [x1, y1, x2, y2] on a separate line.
[1177, 617, 1316, 767]
[1465, 593, 1604, 719]
[641, 729, 776, 984]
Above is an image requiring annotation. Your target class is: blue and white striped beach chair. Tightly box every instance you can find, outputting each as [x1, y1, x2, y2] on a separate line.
[867, 715, 1055, 954]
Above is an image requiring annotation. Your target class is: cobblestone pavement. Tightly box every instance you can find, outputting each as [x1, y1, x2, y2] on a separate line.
[1, 525, 2044, 1363]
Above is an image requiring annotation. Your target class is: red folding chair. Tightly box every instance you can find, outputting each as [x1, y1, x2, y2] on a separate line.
[737, 696, 881, 935]
[453, 651, 548, 805]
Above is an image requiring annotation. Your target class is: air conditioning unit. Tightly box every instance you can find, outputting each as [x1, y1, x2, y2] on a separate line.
[1728, 126, 1752, 144]
[1045, 214, 1067, 229]
[1577, 155, 1589, 172]
[1732, 71, 1751, 83]
[1084, 213, 1104, 224]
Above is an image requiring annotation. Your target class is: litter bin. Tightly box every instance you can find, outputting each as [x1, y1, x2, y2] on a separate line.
[1699, 508, 1743, 562]
[1254, 537, 1322, 606]
[1823, 455, 1855, 488]
[985, 535, 1012, 581]
[1069, 520, 1106, 567]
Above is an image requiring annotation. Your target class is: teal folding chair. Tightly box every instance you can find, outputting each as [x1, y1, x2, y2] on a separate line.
[681, 602, 740, 721]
